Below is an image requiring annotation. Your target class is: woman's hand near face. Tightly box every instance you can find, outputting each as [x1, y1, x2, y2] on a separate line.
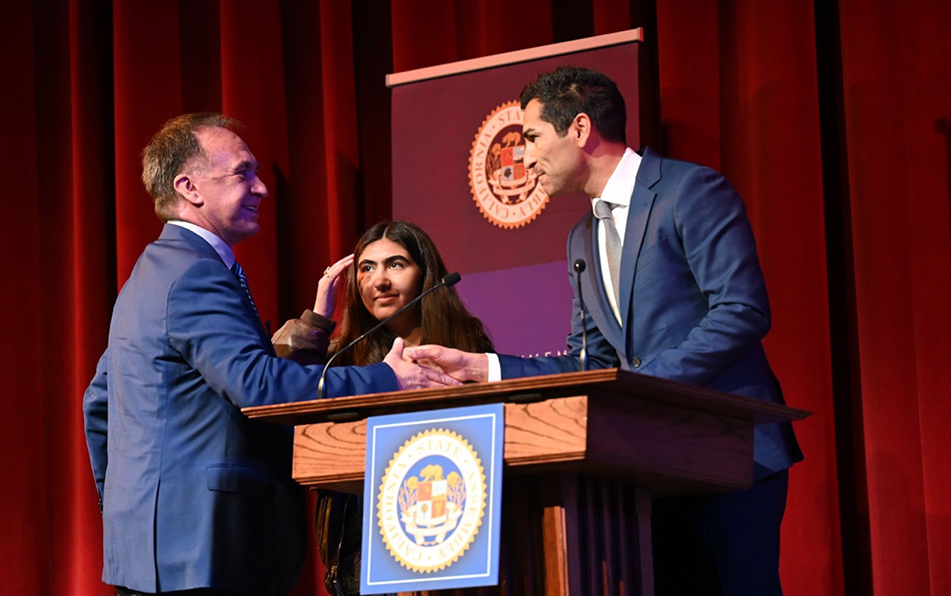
[313, 254, 354, 317]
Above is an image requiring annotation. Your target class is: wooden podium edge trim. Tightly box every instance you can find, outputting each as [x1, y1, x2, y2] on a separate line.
[385, 28, 644, 88]
[242, 368, 810, 427]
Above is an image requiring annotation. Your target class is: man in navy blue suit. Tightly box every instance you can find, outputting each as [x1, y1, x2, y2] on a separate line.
[407, 66, 802, 595]
[83, 113, 457, 596]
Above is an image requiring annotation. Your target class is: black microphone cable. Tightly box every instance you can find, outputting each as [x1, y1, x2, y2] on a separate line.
[315, 272, 462, 399]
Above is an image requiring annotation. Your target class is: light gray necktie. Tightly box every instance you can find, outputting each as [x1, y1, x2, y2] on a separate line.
[594, 199, 622, 305]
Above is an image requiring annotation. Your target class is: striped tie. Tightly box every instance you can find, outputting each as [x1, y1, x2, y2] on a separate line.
[230, 261, 260, 318]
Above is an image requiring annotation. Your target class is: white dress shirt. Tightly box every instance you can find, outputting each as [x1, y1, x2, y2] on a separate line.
[168, 220, 235, 269]
[593, 147, 641, 323]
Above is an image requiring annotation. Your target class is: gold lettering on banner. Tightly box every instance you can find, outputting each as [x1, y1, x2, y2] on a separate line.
[469, 101, 549, 229]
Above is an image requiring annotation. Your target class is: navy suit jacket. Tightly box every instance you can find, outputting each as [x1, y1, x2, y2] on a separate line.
[500, 147, 801, 478]
[83, 224, 397, 595]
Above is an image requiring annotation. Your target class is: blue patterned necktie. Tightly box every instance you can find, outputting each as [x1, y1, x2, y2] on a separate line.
[230, 261, 260, 318]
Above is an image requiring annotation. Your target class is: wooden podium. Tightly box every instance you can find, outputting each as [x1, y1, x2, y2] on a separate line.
[244, 369, 808, 596]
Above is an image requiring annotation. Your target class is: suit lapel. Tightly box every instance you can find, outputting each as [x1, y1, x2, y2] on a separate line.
[578, 214, 624, 349]
[161, 224, 273, 350]
[618, 148, 661, 339]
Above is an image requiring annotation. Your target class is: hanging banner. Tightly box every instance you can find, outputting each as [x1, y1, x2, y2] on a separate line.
[390, 30, 647, 358]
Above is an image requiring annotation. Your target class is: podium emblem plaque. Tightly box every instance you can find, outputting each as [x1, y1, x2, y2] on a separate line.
[362, 404, 504, 594]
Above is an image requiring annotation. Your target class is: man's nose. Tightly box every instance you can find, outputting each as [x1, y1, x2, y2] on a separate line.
[251, 175, 268, 197]
[523, 144, 537, 169]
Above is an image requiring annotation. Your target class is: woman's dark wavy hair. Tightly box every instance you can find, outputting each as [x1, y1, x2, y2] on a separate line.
[329, 221, 494, 366]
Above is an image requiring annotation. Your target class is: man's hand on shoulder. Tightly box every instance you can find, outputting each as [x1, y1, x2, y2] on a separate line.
[384, 338, 462, 390]
[403, 344, 489, 383]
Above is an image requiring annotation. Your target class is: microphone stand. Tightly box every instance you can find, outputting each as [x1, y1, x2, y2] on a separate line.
[315, 272, 462, 399]
[573, 259, 588, 371]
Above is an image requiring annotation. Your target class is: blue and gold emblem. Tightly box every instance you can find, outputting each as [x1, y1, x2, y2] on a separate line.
[377, 429, 487, 573]
[363, 404, 502, 593]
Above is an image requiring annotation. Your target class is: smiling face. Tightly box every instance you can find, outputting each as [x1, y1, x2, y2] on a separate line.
[185, 127, 267, 247]
[522, 99, 586, 197]
[357, 238, 423, 333]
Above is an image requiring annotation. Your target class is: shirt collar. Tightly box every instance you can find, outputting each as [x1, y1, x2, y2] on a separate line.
[167, 220, 235, 268]
[592, 147, 640, 214]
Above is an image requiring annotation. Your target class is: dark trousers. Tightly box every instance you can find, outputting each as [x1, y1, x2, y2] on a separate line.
[652, 469, 789, 596]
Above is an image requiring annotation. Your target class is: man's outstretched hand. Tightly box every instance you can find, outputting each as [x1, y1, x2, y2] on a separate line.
[403, 344, 489, 383]
[384, 338, 463, 390]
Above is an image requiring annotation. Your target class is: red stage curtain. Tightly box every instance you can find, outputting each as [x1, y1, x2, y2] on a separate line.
[1, 0, 948, 594]
[656, 2, 843, 594]
[837, 0, 951, 593]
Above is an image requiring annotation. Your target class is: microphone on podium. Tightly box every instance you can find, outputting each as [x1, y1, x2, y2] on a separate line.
[315, 272, 462, 399]
[573, 259, 588, 371]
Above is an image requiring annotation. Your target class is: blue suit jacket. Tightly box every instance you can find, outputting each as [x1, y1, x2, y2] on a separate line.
[500, 148, 801, 478]
[83, 224, 397, 595]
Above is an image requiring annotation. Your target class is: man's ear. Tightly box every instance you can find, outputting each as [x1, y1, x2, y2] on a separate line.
[173, 173, 203, 207]
[571, 112, 592, 147]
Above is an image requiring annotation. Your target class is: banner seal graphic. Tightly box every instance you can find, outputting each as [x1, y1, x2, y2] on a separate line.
[468, 101, 549, 229]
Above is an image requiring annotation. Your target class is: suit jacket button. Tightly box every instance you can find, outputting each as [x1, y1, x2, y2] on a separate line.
[631, 357, 641, 368]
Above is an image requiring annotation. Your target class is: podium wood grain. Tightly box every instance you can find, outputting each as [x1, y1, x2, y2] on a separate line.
[291, 392, 755, 497]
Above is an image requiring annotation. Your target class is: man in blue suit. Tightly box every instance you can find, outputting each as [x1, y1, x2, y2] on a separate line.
[406, 67, 802, 595]
[83, 113, 457, 596]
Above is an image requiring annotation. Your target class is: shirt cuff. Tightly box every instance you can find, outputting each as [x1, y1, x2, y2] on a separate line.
[486, 352, 501, 382]
[301, 309, 336, 333]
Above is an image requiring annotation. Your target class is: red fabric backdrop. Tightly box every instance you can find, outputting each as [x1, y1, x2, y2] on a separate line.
[2, 0, 948, 594]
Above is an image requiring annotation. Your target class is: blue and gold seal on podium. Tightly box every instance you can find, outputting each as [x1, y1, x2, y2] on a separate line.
[362, 404, 503, 594]
[377, 429, 486, 573]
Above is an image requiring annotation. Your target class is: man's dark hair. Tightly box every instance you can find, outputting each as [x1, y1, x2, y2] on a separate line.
[519, 65, 626, 144]
[141, 112, 240, 221]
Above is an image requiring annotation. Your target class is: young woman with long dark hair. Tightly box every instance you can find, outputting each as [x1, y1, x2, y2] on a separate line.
[271, 220, 492, 595]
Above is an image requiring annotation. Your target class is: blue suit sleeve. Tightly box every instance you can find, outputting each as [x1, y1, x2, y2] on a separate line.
[167, 259, 397, 406]
[82, 350, 109, 505]
[638, 166, 771, 385]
